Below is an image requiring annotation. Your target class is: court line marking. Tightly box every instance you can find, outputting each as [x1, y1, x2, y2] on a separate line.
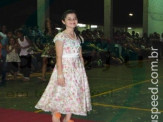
[92, 102, 163, 112]
[91, 75, 163, 98]
[91, 79, 150, 98]
[35, 110, 43, 113]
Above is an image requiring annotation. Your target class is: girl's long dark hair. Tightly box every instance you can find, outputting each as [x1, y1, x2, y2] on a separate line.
[61, 10, 82, 42]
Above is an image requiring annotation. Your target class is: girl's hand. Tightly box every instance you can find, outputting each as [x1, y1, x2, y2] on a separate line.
[57, 74, 65, 86]
[57, 77, 65, 87]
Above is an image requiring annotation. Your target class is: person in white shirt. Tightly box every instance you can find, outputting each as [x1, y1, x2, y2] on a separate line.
[17, 30, 33, 81]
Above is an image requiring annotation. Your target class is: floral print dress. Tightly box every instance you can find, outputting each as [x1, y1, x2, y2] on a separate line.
[35, 32, 92, 116]
[6, 45, 21, 62]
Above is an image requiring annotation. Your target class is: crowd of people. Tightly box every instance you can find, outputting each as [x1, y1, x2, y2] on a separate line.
[0, 23, 163, 86]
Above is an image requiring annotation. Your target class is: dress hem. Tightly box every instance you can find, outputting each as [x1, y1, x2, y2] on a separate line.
[35, 106, 92, 116]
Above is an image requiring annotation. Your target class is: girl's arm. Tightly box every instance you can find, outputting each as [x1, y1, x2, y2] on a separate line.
[55, 40, 64, 75]
[79, 46, 84, 65]
[6, 45, 14, 53]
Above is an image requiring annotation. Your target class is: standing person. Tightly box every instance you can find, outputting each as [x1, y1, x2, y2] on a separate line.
[39, 43, 55, 81]
[35, 10, 92, 122]
[6, 37, 21, 80]
[0, 32, 8, 86]
[17, 30, 33, 81]
[38, 18, 55, 82]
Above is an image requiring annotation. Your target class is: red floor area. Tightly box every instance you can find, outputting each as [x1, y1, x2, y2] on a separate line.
[0, 108, 96, 122]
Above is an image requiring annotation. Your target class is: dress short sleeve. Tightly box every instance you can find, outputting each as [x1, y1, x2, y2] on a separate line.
[53, 32, 64, 43]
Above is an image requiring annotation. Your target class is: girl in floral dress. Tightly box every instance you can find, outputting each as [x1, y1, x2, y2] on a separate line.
[35, 10, 92, 122]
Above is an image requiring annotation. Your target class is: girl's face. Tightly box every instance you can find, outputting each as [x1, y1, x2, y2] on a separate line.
[62, 13, 78, 29]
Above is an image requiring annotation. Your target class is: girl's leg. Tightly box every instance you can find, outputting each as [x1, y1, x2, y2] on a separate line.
[20, 56, 27, 80]
[63, 113, 73, 122]
[18, 62, 21, 73]
[20, 55, 31, 81]
[52, 111, 61, 122]
[41, 57, 48, 81]
[12, 62, 18, 80]
[26, 55, 32, 78]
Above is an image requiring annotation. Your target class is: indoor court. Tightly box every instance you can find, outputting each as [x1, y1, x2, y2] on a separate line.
[0, 60, 162, 122]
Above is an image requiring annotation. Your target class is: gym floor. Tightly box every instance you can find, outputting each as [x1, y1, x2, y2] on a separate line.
[0, 60, 162, 122]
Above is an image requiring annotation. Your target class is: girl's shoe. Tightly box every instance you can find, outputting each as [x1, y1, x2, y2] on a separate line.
[52, 112, 61, 122]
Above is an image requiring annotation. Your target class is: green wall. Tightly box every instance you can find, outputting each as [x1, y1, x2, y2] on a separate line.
[148, 0, 163, 35]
